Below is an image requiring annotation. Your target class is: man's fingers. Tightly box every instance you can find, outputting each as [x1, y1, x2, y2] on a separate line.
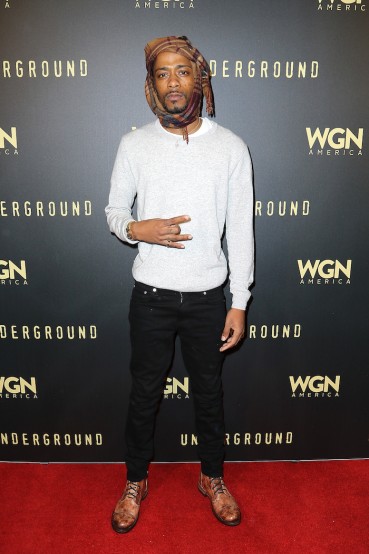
[161, 234, 192, 248]
[156, 223, 182, 237]
[220, 328, 244, 351]
[164, 215, 191, 226]
[220, 339, 235, 352]
[219, 309, 246, 352]
[165, 234, 192, 242]
[221, 326, 230, 342]
[219, 333, 242, 352]
[167, 224, 181, 235]
[163, 239, 185, 249]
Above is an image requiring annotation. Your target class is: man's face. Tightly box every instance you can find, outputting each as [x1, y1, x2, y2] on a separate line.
[153, 51, 195, 114]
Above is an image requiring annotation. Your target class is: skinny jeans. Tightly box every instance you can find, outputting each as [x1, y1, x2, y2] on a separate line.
[125, 280, 226, 481]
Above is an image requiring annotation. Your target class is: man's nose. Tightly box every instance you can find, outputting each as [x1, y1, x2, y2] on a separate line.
[168, 72, 180, 87]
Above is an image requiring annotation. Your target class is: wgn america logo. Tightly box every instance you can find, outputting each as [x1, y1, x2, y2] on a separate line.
[0, 260, 28, 286]
[317, 0, 366, 12]
[134, 0, 195, 8]
[298, 259, 351, 285]
[0, 376, 38, 400]
[163, 376, 189, 399]
[290, 375, 340, 398]
[0, 127, 18, 156]
[306, 128, 363, 156]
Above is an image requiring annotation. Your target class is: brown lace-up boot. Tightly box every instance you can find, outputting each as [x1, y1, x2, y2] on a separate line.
[198, 472, 241, 526]
[111, 479, 148, 533]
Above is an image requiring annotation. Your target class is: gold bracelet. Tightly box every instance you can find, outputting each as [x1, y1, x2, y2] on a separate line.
[126, 221, 136, 241]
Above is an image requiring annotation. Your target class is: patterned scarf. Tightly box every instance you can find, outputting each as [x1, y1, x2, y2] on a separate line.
[144, 35, 214, 143]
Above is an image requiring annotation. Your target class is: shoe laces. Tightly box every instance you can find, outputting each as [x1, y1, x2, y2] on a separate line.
[124, 480, 141, 500]
[210, 477, 227, 496]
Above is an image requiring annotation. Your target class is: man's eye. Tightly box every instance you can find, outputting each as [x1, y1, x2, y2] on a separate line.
[157, 73, 167, 79]
[178, 70, 189, 76]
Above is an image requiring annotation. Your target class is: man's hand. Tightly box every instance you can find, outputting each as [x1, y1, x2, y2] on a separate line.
[131, 215, 192, 248]
[219, 308, 245, 352]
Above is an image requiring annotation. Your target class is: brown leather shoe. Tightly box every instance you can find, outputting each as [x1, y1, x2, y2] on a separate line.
[111, 479, 148, 534]
[198, 472, 241, 526]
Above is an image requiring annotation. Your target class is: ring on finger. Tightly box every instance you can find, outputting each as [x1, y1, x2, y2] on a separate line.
[166, 239, 171, 248]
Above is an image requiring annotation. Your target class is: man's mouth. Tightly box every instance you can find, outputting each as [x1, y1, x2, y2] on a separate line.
[166, 93, 184, 102]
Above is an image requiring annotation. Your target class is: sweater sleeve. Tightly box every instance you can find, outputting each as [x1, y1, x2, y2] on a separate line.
[226, 146, 254, 310]
[105, 138, 138, 245]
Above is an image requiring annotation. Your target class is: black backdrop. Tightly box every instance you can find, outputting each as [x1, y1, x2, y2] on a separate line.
[1, 0, 368, 463]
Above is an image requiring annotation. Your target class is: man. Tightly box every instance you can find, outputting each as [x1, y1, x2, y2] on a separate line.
[106, 35, 254, 533]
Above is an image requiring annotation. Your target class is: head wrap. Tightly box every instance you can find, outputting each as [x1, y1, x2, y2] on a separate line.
[144, 35, 214, 142]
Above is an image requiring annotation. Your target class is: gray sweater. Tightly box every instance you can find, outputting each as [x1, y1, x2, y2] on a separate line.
[106, 119, 254, 309]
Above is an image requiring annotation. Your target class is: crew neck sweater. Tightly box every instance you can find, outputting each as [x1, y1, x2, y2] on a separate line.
[106, 119, 254, 309]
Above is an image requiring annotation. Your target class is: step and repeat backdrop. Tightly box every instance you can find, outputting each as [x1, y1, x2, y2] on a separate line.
[1, 0, 368, 463]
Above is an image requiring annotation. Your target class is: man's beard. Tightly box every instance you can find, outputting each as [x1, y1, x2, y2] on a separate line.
[164, 104, 186, 114]
[163, 94, 190, 114]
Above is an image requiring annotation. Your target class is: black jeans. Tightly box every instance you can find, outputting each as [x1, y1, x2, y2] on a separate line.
[125, 281, 227, 481]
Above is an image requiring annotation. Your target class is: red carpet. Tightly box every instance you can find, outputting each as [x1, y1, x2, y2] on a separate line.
[0, 460, 368, 554]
